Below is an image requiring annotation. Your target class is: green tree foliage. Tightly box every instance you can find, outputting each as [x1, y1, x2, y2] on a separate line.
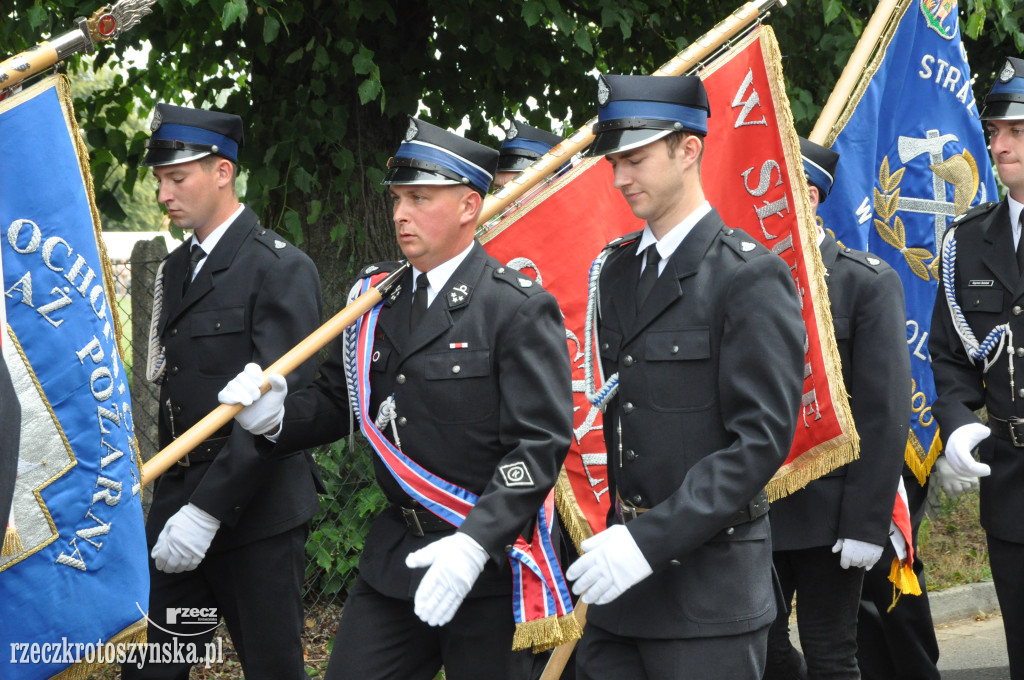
[4, 0, 1022, 310]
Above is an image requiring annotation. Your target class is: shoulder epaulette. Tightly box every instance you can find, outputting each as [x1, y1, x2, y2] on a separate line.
[720, 226, 762, 261]
[602, 230, 642, 252]
[358, 261, 403, 279]
[251, 227, 298, 257]
[837, 246, 888, 274]
[492, 264, 542, 296]
[950, 201, 998, 226]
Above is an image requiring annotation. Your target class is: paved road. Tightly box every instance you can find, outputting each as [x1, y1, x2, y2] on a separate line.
[937, 613, 1010, 679]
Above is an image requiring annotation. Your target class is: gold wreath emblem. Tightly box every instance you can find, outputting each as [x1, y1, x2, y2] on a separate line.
[874, 156, 935, 281]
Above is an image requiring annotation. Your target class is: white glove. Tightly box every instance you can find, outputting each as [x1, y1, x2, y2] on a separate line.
[943, 423, 992, 478]
[832, 538, 884, 570]
[217, 363, 287, 435]
[151, 503, 221, 573]
[405, 532, 488, 627]
[565, 524, 653, 605]
[932, 455, 980, 499]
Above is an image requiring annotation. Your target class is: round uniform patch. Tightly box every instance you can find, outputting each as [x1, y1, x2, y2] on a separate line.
[405, 119, 418, 141]
[1000, 60, 1016, 83]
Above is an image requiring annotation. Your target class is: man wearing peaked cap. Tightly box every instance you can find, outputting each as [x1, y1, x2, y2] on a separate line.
[122, 104, 324, 680]
[218, 115, 574, 679]
[495, 119, 564, 188]
[565, 73, 805, 679]
[930, 55, 1024, 679]
[765, 137, 913, 680]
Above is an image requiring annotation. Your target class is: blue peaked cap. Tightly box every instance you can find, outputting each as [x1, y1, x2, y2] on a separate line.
[589, 74, 710, 156]
[142, 103, 243, 167]
[384, 117, 499, 196]
[981, 56, 1024, 121]
[799, 137, 840, 201]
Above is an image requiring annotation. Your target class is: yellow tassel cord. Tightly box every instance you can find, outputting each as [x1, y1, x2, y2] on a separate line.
[50, 618, 148, 680]
[886, 556, 923, 612]
[2, 526, 24, 557]
[513, 611, 585, 654]
[554, 468, 595, 553]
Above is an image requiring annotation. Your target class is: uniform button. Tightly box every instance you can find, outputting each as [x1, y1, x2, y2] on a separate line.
[726, 527, 735, 535]
[623, 355, 634, 367]
[170, 366, 179, 376]
[1018, 389, 1024, 399]
[1017, 348, 1024, 358]
[173, 406, 182, 415]
[497, 267, 505, 273]
[234, 506, 242, 512]
[505, 544, 513, 553]
[625, 449, 637, 462]
[601, 342, 609, 351]
[622, 402, 634, 414]
[669, 559, 681, 567]
[398, 417, 408, 427]
[452, 365, 461, 374]
[1015, 306, 1023, 316]
[214, 322, 221, 330]
[631, 495, 643, 505]
[671, 345, 679, 354]
[170, 328, 178, 337]
[396, 374, 406, 384]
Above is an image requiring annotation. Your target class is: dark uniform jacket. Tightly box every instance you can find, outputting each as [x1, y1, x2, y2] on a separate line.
[771, 234, 910, 551]
[148, 206, 324, 553]
[930, 200, 1024, 543]
[271, 241, 574, 599]
[590, 208, 805, 639]
[0, 354, 20, 529]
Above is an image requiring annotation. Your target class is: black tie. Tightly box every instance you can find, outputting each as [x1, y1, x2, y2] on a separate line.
[636, 246, 661, 309]
[1016, 213, 1024, 275]
[410, 273, 429, 331]
[183, 243, 206, 294]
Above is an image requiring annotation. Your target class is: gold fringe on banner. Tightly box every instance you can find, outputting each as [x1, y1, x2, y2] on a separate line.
[554, 468, 595, 553]
[513, 611, 584, 654]
[755, 26, 860, 501]
[51, 618, 148, 680]
[906, 429, 942, 487]
[2, 526, 24, 556]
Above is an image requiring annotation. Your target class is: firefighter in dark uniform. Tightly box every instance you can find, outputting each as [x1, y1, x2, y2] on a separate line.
[219, 117, 574, 680]
[764, 138, 911, 680]
[565, 74, 805, 680]
[122, 104, 324, 680]
[929, 55, 1024, 680]
[494, 119, 564, 189]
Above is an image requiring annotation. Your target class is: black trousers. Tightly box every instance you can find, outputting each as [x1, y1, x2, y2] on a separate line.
[764, 545, 865, 680]
[857, 476, 939, 680]
[575, 621, 769, 680]
[121, 524, 308, 680]
[325, 575, 532, 680]
[988, 533, 1024, 680]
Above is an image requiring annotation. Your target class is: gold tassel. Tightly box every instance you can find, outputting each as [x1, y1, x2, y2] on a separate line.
[513, 612, 584, 653]
[886, 556, 923, 612]
[50, 618, 148, 680]
[2, 526, 24, 557]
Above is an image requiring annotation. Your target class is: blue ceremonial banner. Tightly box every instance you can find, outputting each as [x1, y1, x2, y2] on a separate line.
[816, 0, 998, 484]
[0, 76, 148, 678]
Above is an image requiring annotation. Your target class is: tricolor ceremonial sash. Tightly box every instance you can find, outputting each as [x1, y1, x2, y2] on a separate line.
[815, 0, 998, 484]
[0, 75, 148, 679]
[345, 275, 580, 652]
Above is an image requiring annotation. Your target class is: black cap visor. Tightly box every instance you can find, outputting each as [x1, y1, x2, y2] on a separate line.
[588, 128, 676, 157]
[496, 152, 541, 173]
[980, 98, 1024, 121]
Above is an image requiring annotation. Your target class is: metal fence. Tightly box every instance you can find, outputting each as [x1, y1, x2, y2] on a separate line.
[113, 237, 382, 633]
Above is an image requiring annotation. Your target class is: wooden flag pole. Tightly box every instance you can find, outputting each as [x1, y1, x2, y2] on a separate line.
[808, 0, 903, 145]
[140, 263, 409, 485]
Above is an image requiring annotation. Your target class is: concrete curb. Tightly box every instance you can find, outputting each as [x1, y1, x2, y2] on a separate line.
[928, 581, 1000, 626]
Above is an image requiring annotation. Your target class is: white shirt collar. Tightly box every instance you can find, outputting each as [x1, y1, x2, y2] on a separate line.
[1010, 195, 1024, 246]
[190, 204, 244, 275]
[411, 241, 476, 306]
[634, 201, 713, 274]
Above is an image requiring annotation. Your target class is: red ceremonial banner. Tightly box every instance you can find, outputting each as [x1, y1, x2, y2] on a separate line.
[481, 25, 857, 546]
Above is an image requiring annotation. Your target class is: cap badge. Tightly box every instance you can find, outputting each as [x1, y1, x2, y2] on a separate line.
[405, 119, 418, 142]
[999, 60, 1016, 83]
[150, 109, 162, 132]
[507, 121, 519, 140]
[597, 75, 611, 106]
